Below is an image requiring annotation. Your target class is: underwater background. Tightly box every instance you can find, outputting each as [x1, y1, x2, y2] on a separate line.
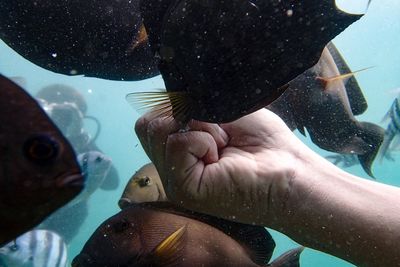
[0, 0, 399, 266]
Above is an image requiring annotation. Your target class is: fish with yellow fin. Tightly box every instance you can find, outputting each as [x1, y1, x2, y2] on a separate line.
[109, 163, 304, 267]
[267, 43, 384, 177]
[72, 202, 304, 267]
[0, 75, 84, 246]
[126, 0, 364, 123]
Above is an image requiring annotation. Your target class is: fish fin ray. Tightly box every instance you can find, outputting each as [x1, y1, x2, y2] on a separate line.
[149, 225, 187, 265]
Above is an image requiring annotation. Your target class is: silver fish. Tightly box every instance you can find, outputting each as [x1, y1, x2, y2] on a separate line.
[0, 229, 68, 267]
[379, 97, 400, 161]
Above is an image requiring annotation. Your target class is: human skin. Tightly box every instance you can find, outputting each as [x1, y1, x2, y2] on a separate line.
[135, 108, 400, 267]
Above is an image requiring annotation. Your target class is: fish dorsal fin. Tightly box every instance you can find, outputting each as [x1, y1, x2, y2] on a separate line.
[326, 42, 368, 115]
[267, 246, 304, 267]
[150, 225, 187, 265]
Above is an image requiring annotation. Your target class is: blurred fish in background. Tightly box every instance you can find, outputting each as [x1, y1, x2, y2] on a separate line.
[267, 43, 384, 178]
[379, 96, 400, 161]
[0, 75, 84, 246]
[38, 151, 112, 244]
[0, 230, 68, 267]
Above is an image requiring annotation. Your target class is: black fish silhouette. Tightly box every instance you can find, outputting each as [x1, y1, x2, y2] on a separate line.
[267, 43, 384, 177]
[135, 0, 363, 123]
[72, 202, 303, 267]
[0, 75, 84, 246]
[0, 0, 159, 80]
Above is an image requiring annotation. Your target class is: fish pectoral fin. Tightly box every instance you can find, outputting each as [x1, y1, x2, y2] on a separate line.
[316, 66, 374, 90]
[151, 225, 187, 265]
[266, 246, 304, 267]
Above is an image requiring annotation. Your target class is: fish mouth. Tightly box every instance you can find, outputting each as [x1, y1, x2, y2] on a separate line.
[118, 198, 133, 209]
[56, 172, 84, 188]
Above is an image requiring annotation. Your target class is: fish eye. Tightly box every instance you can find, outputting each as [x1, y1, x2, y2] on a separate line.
[95, 156, 103, 163]
[23, 135, 60, 164]
[138, 176, 151, 187]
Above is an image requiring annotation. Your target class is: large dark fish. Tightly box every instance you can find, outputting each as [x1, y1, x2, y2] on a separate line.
[116, 164, 302, 266]
[0, 1, 158, 81]
[72, 202, 303, 267]
[0, 229, 68, 267]
[267, 43, 384, 177]
[0, 75, 84, 246]
[127, 0, 363, 123]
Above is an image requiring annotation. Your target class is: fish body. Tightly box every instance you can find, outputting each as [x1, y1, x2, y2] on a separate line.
[118, 163, 167, 209]
[267, 43, 384, 177]
[115, 164, 302, 267]
[72, 202, 303, 267]
[0, 230, 67, 267]
[0, 1, 159, 80]
[0, 75, 84, 246]
[139, 0, 363, 122]
[379, 97, 400, 161]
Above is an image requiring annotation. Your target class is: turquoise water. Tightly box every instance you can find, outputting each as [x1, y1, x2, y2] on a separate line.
[0, 0, 399, 266]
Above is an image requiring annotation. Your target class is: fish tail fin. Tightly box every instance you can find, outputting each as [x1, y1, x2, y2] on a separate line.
[377, 128, 396, 163]
[316, 66, 374, 89]
[266, 246, 304, 267]
[357, 122, 385, 178]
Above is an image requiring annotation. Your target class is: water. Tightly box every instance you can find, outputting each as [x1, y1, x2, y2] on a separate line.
[0, 1, 399, 266]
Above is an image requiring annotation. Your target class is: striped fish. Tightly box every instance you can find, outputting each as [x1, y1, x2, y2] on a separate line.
[380, 97, 400, 161]
[0, 230, 67, 267]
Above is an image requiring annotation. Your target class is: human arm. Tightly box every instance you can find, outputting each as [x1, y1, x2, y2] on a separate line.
[135, 108, 400, 267]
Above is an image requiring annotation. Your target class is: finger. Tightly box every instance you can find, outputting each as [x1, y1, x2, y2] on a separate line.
[164, 131, 219, 200]
[187, 120, 229, 148]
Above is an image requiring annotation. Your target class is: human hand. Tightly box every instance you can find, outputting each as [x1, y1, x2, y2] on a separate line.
[135, 108, 313, 226]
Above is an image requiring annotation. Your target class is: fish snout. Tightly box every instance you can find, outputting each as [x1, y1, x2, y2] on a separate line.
[118, 197, 133, 209]
[56, 173, 84, 190]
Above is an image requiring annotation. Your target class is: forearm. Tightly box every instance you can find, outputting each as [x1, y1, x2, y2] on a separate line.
[271, 153, 400, 266]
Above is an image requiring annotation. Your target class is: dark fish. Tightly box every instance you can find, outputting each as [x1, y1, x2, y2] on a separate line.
[0, 229, 68, 267]
[126, 0, 363, 123]
[0, 75, 84, 246]
[117, 164, 302, 266]
[378, 97, 400, 161]
[0, 1, 159, 81]
[72, 202, 303, 267]
[118, 162, 167, 209]
[267, 43, 384, 177]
